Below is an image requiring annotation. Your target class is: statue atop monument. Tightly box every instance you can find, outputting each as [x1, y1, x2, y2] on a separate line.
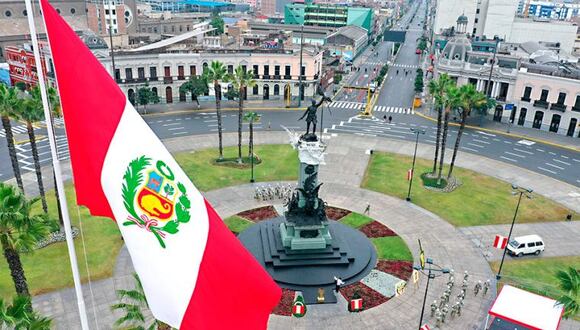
[298, 84, 332, 139]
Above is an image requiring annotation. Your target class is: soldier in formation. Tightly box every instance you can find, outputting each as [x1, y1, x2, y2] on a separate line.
[474, 281, 482, 296]
[483, 279, 491, 296]
[435, 310, 443, 328]
[431, 300, 438, 317]
[441, 304, 449, 323]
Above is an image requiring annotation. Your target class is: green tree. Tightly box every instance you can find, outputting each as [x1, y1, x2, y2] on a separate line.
[0, 295, 52, 329]
[111, 273, 171, 330]
[210, 14, 225, 35]
[437, 84, 461, 185]
[0, 183, 54, 297]
[226, 66, 256, 163]
[203, 61, 227, 160]
[555, 267, 579, 319]
[427, 74, 453, 175]
[14, 82, 27, 92]
[0, 85, 24, 192]
[137, 85, 160, 110]
[243, 112, 260, 158]
[17, 87, 48, 213]
[179, 76, 209, 109]
[447, 84, 487, 179]
[414, 70, 424, 93]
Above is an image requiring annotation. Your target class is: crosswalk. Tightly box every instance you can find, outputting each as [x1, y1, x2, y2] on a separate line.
[365, 61, 384, 66]
[373, 106, 414, 114]
[327, 101, 366, 110]
[0, 118, 65, 138]
[390, 63, 419, 69]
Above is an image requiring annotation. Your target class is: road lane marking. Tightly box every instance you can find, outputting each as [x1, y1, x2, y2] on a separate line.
[538, 167, 557, 174]
[545, 163, 564, 170]
[504, 152, 525, 158]
[172, 131, 188, 135]
[500, 156, 518, 163]
[467, 143, 484, 148]
[561, 155, 569, 159]
[472, 139, 490, 144]
[549, 151, 557, 155]
[573, 159, 580, 163]
[552, 159, 571, 166]
[204, 119, 218, 122]
[167, 127, 185, 131]
[513, 148, 534, 155]
[503, 141, 512, 144]
[162, 122, 182, 126]
[536, 148, 545, 152]
[462, 147, 479, 153]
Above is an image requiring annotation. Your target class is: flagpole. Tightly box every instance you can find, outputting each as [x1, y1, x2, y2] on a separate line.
[24, 0, 90, 328]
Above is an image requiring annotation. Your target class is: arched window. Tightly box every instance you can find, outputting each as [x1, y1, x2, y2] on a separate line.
[273, 84, 280, 96]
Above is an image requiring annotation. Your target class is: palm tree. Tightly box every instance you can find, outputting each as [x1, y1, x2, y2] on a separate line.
[17, 87, 48, 213]
[447, 84, 487, 179]
[46, 87, 65, 228]
[111, 273, 171, 330]
[555, 267, 579, 319]
[0, 295, 52, 329]
[0, 183, 53, 297]
[226, 66, 257, 163]
[437, 84, 460, 185]
[203, 61, 227, 160]
[243, 112, 260, 159]
[428, 74, 452, 175]
[0, 85, 24, 192]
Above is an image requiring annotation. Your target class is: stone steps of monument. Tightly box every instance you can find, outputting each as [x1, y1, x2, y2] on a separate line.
[271, 255, 351, 267]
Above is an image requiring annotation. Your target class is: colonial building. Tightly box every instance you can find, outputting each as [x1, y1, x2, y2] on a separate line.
[97, 47, 323, 104]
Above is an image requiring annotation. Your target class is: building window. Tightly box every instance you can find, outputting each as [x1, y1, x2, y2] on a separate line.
[253, 85, 259, 95]
[263, 65, 270, 78]
[522, 86, 532, 101]
[71, 8, 76, 14]
[164, 66, 171, 77]
[476, 9, 480, 14]
[179, 25, 183, 32]
[138, 67, 145, 80]
[472, 28, 477, 34]
[253, 65, 259, 78]
[150, 67, 157, 79]
[5, 10, 12, 17]
[556, 92, 566, 104]
[187, 25, 191, 31]
[178, 66, 185, 79]
[540, 89, 549, 101]
[125, 68, 133, 80]
[300, 66, 305, 77]
[172, 26, 175, 32]
[228, 65, 234, 74]
[474, 18, 478, 23]
[23, 10, 27, 16]
[115, 69, 121, 80]
[242, 65, 247, 73]
[190, 65, 196, 76]
[285, 65, 291, 78]
[573, 95, 580, 111]
[105, 9, 109, 15]
[112, 9, 116, 15]
[274, 84, 280, 95]
[274, 65, 280, 78]
[164, 26, 167, 33]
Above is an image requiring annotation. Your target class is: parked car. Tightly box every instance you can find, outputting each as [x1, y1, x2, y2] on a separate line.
[506, 235, 545, 257]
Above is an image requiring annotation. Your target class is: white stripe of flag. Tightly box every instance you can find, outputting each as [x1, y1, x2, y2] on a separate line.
[493, 234, 508, 249]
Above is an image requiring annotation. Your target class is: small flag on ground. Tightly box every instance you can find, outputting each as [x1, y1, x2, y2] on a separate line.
[39, 0, 281, 328]
[420, 324, 431, 330]
[407, 168, 413, 181]
[493, 234, 508, 249]
[292, 295, 306, 317]
[350, 298, 363, 312]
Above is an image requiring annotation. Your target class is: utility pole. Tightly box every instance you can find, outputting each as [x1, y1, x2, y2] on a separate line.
[298, 24, 304, 107]
[105, 0, 116, 78]
[485, 38, 500, 99]
[414, 257, 449, 330]
[406, 128, 425, 201]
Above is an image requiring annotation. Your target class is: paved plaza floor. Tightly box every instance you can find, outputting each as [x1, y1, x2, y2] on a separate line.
[15, 132, 579, 329]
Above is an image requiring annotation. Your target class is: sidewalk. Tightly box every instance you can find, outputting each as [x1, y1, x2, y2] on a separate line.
[416, 100, 580, 152]
[139, 98, 303, 116]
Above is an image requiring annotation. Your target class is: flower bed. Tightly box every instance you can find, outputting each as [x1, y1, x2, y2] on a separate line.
[237, 206, 279, 222]
[340, 282, 389, 311]
[376, 260, 413, 280]
[359, 221, 397, 238]
[325, 206, 351, 221]
[271, 288, 295, 316]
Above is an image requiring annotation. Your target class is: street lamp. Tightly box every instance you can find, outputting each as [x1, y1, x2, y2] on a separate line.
[496, 184, 533, 280]
[414, 257, 450, 330]
[406, 128, 425, 201]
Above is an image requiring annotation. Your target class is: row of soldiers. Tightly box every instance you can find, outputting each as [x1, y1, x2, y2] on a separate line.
[430, 271, 491, 327]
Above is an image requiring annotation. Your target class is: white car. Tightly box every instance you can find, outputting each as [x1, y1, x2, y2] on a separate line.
[506, 235, 545, 257]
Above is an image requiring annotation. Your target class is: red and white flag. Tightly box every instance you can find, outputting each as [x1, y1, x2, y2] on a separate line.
[493, 234, 508, 249]
[39, 0, 281, 328]
[420, 324, 431, 330]
[350, 298, 363, 311]
[407, 168, 413, 181]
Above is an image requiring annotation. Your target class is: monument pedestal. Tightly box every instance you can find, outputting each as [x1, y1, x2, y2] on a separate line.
[280, 222, 332, 250]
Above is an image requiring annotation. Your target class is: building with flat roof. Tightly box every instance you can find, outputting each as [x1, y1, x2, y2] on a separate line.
[139, 0, 235, 12]
[326, 25, 368, 60]
[284, 3, 373, 34]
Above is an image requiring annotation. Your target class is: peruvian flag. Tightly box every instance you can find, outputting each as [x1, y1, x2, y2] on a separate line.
[39, 0, 281, 328]
[407, 168, 413, 181]
[292, 303, 304, 316]
[350, 298, 363, 311]
[420, 324, 431, 330]
[493, 234, 508, 249]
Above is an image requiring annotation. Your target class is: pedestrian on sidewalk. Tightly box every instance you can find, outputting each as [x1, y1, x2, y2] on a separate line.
[388, 116, 392, 124]
[363, 203, 371, 215]
[383, 115, 387, 122]
[334, 276, 344, 293]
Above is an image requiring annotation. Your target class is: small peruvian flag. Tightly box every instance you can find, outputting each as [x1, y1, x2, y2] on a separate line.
[350, 298, 363, 312]
[292, 303, 304, 316]
[292, 295, 306, 318]
[493, 234, 508, 249]
[407, 168, 413, 181]
[420, 324, 431, 330]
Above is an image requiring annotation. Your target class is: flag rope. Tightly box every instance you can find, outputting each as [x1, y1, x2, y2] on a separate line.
[77, 206, 100, 329]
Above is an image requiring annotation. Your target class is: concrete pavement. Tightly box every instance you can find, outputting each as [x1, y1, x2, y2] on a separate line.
[13, 131, 578, 329]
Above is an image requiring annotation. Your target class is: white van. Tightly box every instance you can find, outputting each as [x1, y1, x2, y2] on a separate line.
[506, 235, 545, 257]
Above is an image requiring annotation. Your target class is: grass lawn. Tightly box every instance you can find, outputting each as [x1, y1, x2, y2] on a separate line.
[371, 237, 413, 261]
[0, 185, 122, 299]
[362, 152, 577, 227]
[340, 212, 373, 229]
[490, 256, 580, 312]
[224, 216, 254, 234]
[175, 144, 298, 191]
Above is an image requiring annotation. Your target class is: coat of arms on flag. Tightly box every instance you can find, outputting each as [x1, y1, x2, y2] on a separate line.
[493, 234, 508, 249]
[122, 156, 191, 248]
[292, 295, 307, 317]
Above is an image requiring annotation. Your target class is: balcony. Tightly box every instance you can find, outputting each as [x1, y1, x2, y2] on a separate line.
[572, 106, 580, 112]
[533, 99, 549, 109]
[163, 76, 173, 84]
[284, 75, 292, 80]
[136, 77, 147, 83]
[520, 96, 531, 102]
[495, 96, 506, 102]
[253, 74, 260, 79]
[274, 75, 281, 79]
[263, 75, 271, 79]
[125, 78, 135, 83]
[550, 103, 567, 112]
[149, 76, 159, 81]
